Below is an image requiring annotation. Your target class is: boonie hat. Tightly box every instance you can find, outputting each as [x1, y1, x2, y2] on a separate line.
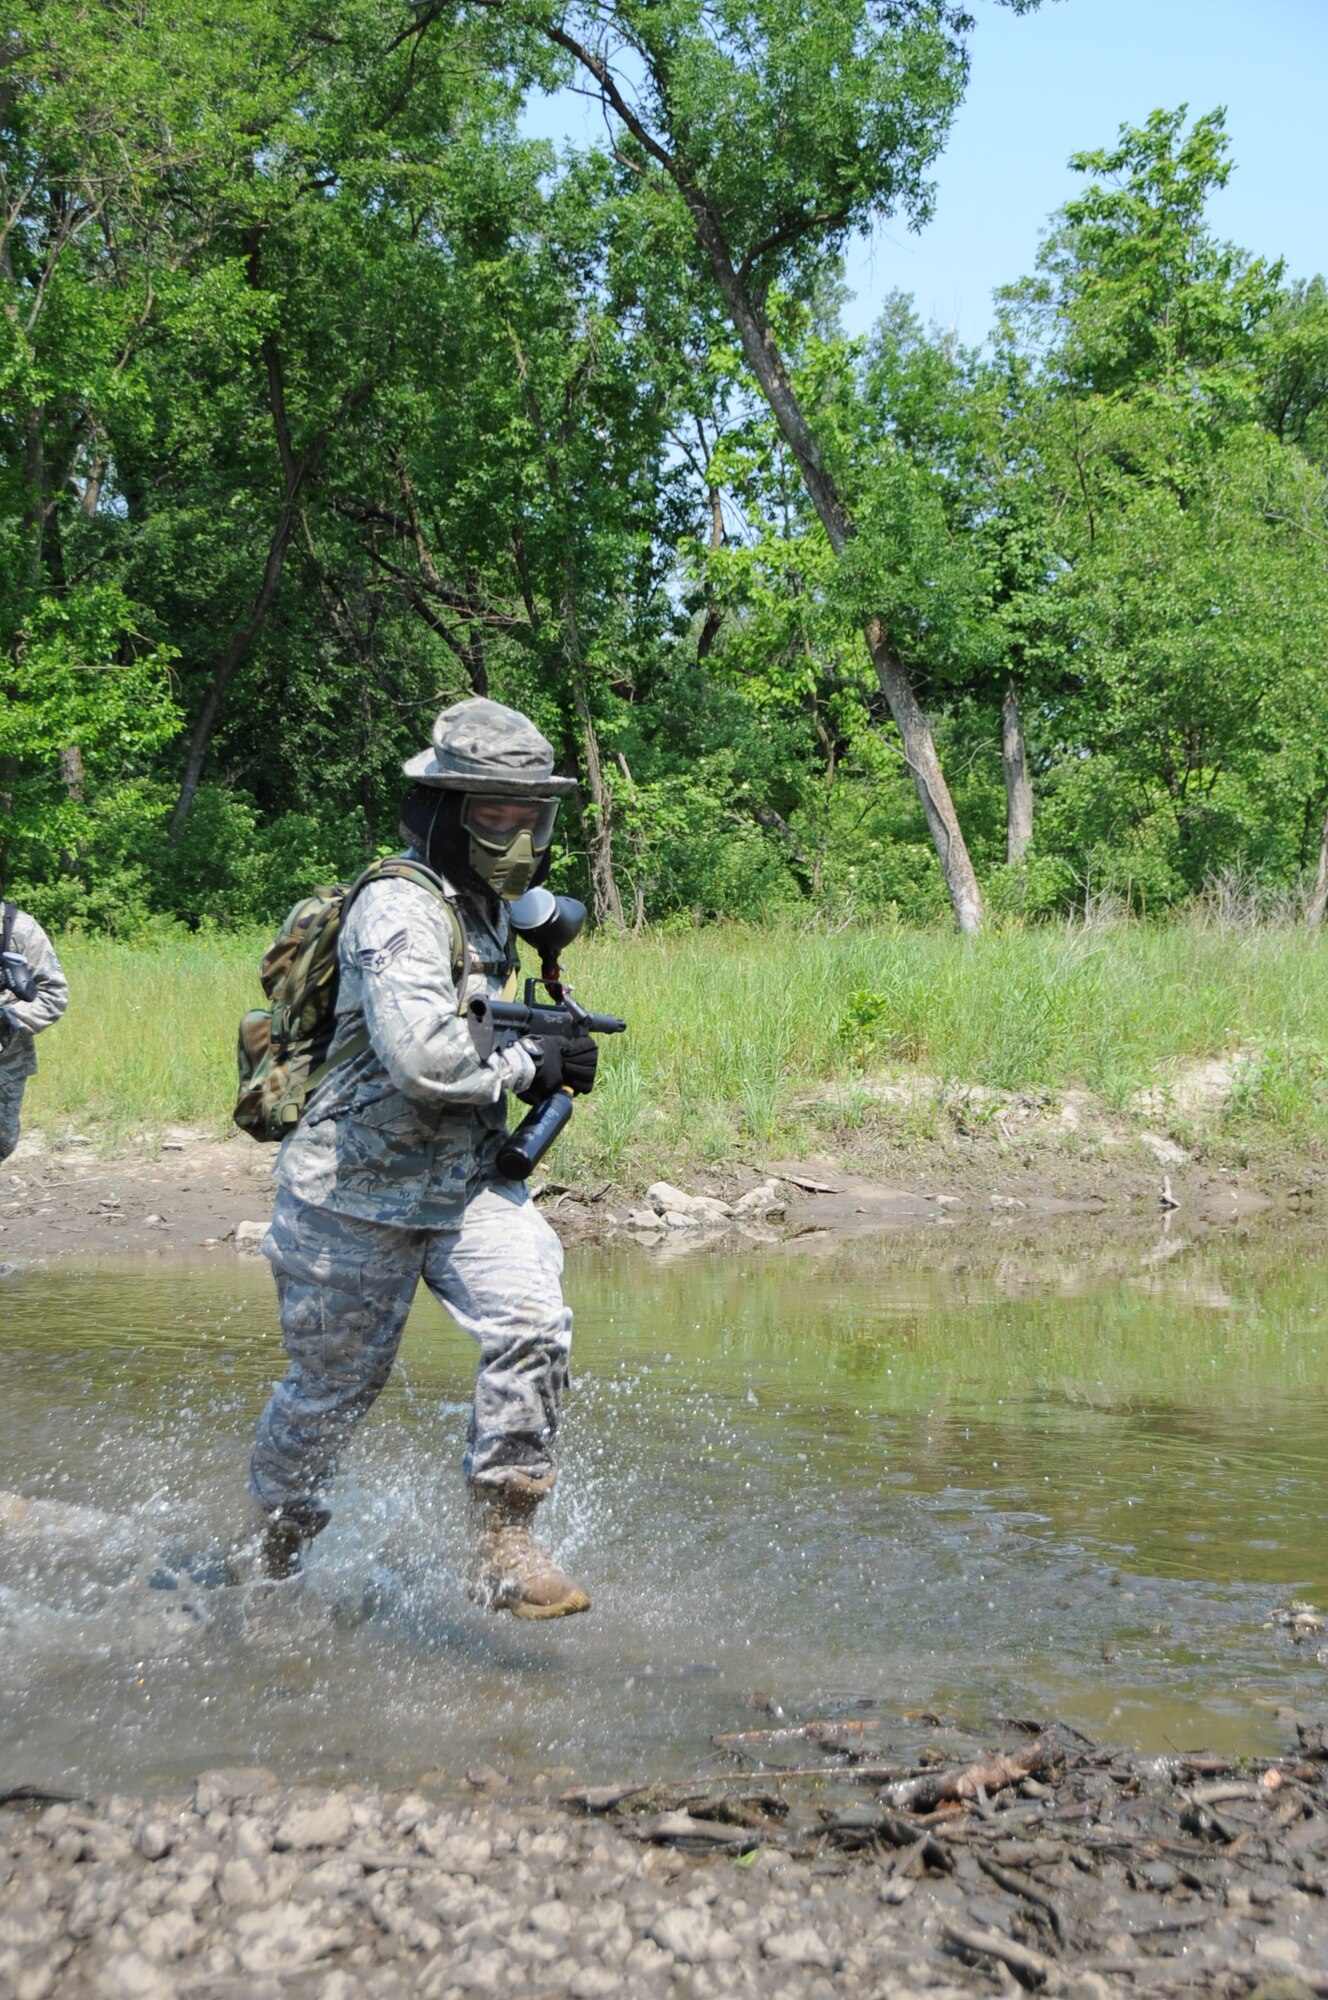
[403, 697, 577, 796]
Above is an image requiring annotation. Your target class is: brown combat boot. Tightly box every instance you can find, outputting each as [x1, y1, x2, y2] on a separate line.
[467, 1479, 590, 1620]
[258, 1501, 330, 1581]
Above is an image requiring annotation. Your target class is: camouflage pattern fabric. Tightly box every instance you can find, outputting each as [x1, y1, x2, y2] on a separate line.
[0, 909, 68, 1160]
[403, 695, 578, 797]
[249, 1182, 571, 1509]
[272, 857, 530, 1228]
[251, 849, 573, 1513]
[0, 1071, 23, 1165]
[0, 907, 68, 1079]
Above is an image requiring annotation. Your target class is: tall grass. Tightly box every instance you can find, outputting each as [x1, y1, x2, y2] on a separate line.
[23, 919, 1328, 1176]
[26, 932, 263, 1142]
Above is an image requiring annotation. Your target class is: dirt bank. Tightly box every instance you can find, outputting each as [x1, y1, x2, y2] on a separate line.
[0, 1116, 1317, 1266]
[3, 1720, 1325, 2000]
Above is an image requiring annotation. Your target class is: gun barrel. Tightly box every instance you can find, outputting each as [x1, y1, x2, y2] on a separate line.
[578, 1010, 628, 1036]
[482, 999, 626, 1037]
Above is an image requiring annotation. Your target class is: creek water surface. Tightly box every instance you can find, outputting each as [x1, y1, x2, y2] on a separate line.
[1, 1224, 1324, 1798]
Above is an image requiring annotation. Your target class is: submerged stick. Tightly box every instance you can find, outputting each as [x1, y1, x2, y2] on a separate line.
[713, 1719, 880, 1747]
[1223, 1966, 1328, 1998]
[943, 1920, 1052, 1988]
[973, 1850, 1067, 1941]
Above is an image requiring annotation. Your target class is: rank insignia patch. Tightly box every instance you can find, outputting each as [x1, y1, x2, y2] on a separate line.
[358, 929, 409, 974]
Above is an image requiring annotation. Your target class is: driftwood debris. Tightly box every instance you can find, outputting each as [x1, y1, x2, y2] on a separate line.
[972, 1850, 1067, 1942]
[4, 1709, 1328, 2000]
[1186, 1780, 1272, 1807]
[1299, 1721, 1328, 1760]
[339, 1848, 450, 1873]
[712, 1719, 1065, 1816]
[559, 1782, 657, 1814]
[559, 1779, 790, 1817]
[880, 1740, 1059, 1815]
[819, 1803, 953, 1872]
[712, 1718, 879, 1748]
[0, 1785, 88, 1809]
[942, 1919, 1053, 1989]
[553, 1711, 1328, 1989]
[624, 1810, 774, 1852]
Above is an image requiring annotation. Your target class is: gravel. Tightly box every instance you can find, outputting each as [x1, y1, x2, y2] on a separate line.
[1, 1750, 1325, 2000]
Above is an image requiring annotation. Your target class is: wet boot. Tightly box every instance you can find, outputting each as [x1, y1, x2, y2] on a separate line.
[258, 1500, 330, 1581]
[467, 1481, 590, 1621]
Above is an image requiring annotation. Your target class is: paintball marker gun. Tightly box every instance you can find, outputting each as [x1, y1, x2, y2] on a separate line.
[469, 888, 627, 1179]
[0, 953, 37, 1005]
[1, 900, 38, 1006]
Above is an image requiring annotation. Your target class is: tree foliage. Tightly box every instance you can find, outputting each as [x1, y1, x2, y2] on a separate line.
[1, 6, 1325, 932]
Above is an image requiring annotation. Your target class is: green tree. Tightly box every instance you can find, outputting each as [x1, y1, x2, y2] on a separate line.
[988, 107, 1328, 907]
[419, 0, 1052, 933]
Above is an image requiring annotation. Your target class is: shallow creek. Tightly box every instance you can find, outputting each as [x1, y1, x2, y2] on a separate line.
[1, 1222, 1324, 1798]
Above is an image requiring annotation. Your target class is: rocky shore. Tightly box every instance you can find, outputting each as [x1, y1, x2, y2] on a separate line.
[0, 1121, 1314, 1268]
[4, 1726, 1326, 2000]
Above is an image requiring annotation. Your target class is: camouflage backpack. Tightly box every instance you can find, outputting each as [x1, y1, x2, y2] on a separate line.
[234, 858, 465, 1143]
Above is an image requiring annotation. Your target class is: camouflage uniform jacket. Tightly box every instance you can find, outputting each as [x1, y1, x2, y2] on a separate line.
[272, 854, 533, 1227]
[0, 909, 69, 1080]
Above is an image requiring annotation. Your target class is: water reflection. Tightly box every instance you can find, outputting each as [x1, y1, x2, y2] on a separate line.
[0, 1224, 1324, 1796]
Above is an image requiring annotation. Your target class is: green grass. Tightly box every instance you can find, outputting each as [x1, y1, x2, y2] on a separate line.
[26, 931, 262, 1143]
[23, 919, 1328, 1179]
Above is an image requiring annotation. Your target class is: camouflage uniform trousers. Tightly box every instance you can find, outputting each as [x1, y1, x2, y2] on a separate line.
[0, 1066, 26, 1165]
[249, 1180, 572, 1516]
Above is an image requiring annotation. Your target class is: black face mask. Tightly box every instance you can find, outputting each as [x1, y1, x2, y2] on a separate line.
[398, 788, 552, 903]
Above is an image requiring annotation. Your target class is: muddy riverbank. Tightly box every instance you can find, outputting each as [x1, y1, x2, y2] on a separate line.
[0, 1120, 1316, 1265]
[3, 1721, 1326, 2000]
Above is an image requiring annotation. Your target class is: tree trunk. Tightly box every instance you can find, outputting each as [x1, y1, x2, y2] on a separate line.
[858, 618, 981, 932]
[505, 328, 626, 928]
[393, 465, 490, 694]
[533, 23, 984, 930]
[1001, 680, 1034, 866]
[0, 755, 17, 847]
[80, 447, 107, 518]
[563, 582, 624, 928]
[166, 495, 305, 840]
[671, 175, 982, 930]
[695, 478, 726, 659]
[23, 406, 47, 586]
[1308, 798, 1328, 929]
[59, 745, 84, 803]
[167, 341, 322, 841]
[572, 676, 623, 929]
[752, 803, 814, 890]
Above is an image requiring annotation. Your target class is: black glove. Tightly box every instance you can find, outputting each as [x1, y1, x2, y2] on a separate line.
[1, 954, 37, 1005]
[518, 1032, 599, 1103]
[560, 1032, 599, 1096]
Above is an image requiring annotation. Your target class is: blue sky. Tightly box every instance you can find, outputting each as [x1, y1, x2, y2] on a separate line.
[846, 0, 1328, 346]
[522, 0, 1327, 349]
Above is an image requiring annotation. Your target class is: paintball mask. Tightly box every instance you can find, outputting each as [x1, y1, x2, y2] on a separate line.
[459, 793, 560, 900]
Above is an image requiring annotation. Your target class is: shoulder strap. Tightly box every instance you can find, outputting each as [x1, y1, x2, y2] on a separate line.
[343, 857, 467, 998]
[1, 903, 14, 958]
[305, 860, 469, 1094]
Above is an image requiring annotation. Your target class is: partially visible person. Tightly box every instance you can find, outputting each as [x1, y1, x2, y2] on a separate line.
[0, 892, 68, 1165]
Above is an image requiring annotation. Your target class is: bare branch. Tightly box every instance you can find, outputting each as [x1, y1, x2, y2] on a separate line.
[737, 207, 852, 286]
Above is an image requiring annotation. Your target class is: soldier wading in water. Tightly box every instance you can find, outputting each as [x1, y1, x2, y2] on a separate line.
[247, 700, 597, 1618]
[0, 890, 68, 1166]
